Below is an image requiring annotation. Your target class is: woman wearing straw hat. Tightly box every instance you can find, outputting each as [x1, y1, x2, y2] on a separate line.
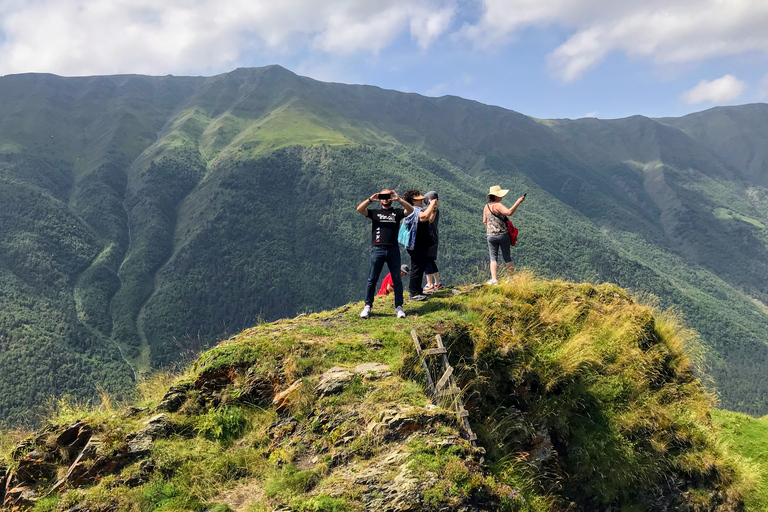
[483, 185, 525, 285]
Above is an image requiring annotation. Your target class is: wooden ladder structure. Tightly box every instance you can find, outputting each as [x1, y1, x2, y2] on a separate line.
[411, 330, 477, 446]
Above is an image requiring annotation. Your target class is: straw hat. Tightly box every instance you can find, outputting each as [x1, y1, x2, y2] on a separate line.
[486, 185, 509, 198]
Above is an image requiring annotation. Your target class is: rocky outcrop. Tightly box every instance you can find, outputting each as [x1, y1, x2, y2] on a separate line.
[0, 464, 8, 505]
[4, 485, 38, 509]
[1, 414, 181, 506]
[55, 422, 94, 463]
[315, 367, 354, 396]
[15, 450, 57, 484]
[63, 414, 177, 489]
[357, 458, 440, 511]
[156, 383, 193, 413]
[353, 363, 391, 380]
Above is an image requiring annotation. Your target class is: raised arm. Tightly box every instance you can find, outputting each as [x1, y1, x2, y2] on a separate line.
[419, 199, 438, 222]
[391, 190, 414, 215]
[356, 193, 379, 217]
[495, 196, 525, 216]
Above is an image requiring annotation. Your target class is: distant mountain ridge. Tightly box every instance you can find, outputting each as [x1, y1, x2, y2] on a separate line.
[0, 65, 767, 424]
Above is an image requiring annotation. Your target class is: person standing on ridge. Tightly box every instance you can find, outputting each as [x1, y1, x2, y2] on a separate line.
[403, 190, 438, 301]
[483, 185, 525, 285]
[357, 189, 414, 319]
[422, 190, 442, 293]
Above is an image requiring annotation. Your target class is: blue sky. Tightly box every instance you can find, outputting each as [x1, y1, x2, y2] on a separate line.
[0, 0, 766, 120]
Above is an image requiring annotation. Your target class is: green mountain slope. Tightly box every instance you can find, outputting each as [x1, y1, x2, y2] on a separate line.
[0, 66, 767, 423]
[713, 409, 768, 510]
[0, 279, 752, 511]
[657, 104, 768, 187]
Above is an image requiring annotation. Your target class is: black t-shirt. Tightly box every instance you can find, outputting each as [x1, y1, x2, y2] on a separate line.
[367, 207, 406, 247]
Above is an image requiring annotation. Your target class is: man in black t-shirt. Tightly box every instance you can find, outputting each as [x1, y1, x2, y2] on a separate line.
[356, 189, 414, 319]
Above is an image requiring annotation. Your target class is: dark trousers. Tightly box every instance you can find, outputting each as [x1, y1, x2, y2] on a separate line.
[365, 246, 403, 308]
[407, 249, 430, 297]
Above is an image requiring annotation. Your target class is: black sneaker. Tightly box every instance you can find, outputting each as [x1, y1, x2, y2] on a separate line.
[410, 294, 428, 301]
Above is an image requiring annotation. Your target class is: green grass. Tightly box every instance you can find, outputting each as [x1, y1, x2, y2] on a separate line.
[712, 410, 768, 511]
[714, 207, 766, 228]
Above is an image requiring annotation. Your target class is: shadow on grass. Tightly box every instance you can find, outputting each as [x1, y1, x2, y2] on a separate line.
[405, 299, 452, 316]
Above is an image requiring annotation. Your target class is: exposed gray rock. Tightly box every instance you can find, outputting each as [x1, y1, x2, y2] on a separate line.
[156, 383, 193, 412]
[15, 449, 57, 484]
[369, 405, 453, 442]
[0, 465, 7, 505]
[115, 460, 155, 488]
[3, 485, 38, 509]
[56, 422, 93, 462]
[127, 434, 154, 455]
[353, 363, 392, 380]
[316, 367, 354, 396]
[361, 459, 438, 511]
[528, 427, 556, 467]
[268, 416, 297, 440]
[137, 413, 175, 439]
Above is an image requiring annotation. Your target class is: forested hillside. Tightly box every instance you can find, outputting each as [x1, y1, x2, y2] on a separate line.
[0, 66, 766, 424]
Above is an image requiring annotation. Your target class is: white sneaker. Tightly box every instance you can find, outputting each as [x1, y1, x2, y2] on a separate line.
[396, 306, 406, 318]
[360, 305, 372, 319]
[486, 279, 498, 285]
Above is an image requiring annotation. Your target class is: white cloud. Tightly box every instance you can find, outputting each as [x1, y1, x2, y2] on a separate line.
[581, 112, 597, 118]
[0, 0, 457, 75]
[460, 0, 768, 81]
[681, 75, 746, 104]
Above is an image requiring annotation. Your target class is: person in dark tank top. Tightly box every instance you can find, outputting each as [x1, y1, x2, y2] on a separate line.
[422, 190, 442, 293]
[403, 190, 438, 301]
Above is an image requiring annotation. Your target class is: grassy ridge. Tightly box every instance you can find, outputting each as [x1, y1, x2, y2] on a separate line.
[712, 410, 768, 510]
[0, 275, 752, 511]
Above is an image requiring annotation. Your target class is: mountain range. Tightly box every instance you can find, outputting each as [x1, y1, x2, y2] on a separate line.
[0, 65, 767, 424]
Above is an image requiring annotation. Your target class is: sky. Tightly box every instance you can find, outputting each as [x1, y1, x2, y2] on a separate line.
[0, 0, 767, 120]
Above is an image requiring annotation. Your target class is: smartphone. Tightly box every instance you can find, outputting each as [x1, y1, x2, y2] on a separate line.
[379, 193, 391, 200]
